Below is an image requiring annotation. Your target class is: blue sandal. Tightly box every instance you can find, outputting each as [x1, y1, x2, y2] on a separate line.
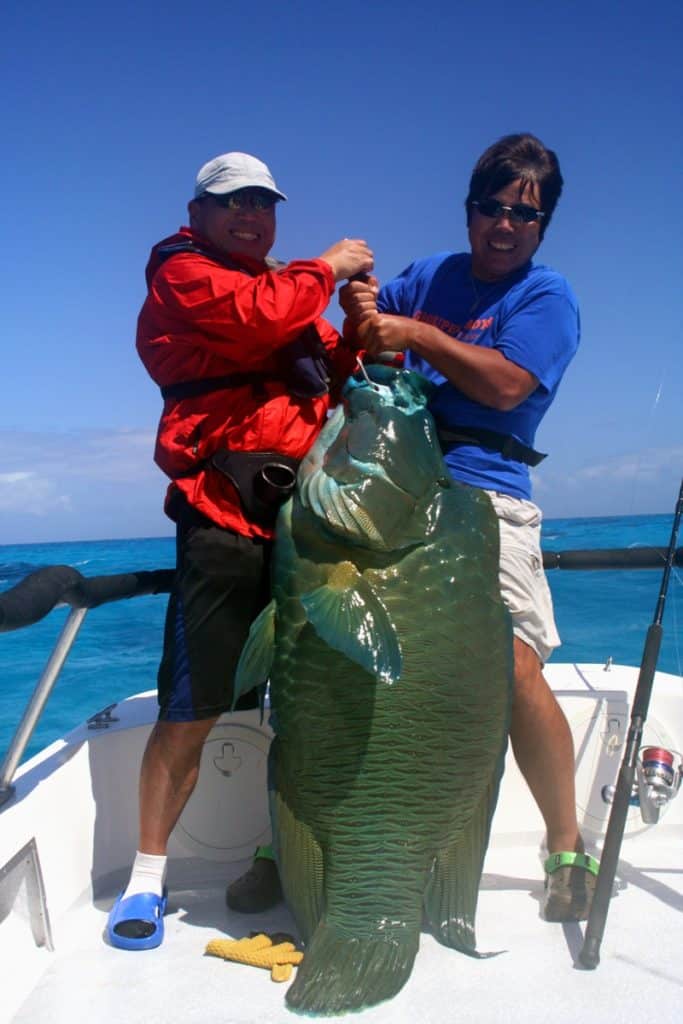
[106, 889, 168, 950]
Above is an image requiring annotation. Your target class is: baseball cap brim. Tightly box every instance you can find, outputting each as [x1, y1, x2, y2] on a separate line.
[194, 152, 287, 201]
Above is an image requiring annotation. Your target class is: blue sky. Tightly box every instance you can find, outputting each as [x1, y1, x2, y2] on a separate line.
[1, 0, 681, 544]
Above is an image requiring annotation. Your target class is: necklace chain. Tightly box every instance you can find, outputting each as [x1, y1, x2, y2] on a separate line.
[469, 275, 502, 316]
[469, 276, 482, 316]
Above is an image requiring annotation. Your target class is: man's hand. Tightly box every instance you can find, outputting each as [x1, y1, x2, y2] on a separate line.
[358, 313, 415, 357]
[339, 276, 379, 326]
[319, 239, 374, 283]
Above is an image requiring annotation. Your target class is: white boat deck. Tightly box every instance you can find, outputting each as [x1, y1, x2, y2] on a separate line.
[3, 663, 683, 1023]
[8, 836, 683, 1024]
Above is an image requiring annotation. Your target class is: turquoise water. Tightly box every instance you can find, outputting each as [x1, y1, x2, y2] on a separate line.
[1, 515, 681, 763]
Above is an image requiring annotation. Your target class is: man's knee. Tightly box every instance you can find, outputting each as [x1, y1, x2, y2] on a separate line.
[511, 636, 550, 711]
[146, 717, 218, 769]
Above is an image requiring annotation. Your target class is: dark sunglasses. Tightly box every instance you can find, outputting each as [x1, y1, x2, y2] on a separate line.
[209, 190, 278, 211]
[471, 198, 545, 224]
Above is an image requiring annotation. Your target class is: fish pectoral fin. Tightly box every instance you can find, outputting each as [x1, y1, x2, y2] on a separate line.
[233, 599, 276, 706]
[301, 564, 401, 684]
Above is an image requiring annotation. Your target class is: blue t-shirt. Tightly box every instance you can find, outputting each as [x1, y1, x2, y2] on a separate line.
[378, 252, 580, 500]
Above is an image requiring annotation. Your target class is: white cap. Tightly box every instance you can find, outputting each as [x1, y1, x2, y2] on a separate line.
[193, 152, 287, 201]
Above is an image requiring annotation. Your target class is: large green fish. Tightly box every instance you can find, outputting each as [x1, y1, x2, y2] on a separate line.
[236, 364, 513, 1014]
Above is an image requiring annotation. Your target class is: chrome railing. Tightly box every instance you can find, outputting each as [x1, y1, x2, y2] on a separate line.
[0, 566, 173, 808]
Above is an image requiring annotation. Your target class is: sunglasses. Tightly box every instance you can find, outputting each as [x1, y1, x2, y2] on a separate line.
[209, 190, 278, 211]
[471, 198, 545, 224]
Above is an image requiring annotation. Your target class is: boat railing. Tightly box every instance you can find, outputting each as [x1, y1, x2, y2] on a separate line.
[542, 546, 682, 570]
[0, 566, 173, 808]
[0, 548, 680, 809]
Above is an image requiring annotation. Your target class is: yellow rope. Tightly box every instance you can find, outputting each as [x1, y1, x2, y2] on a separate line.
[205, 933, 304, 983]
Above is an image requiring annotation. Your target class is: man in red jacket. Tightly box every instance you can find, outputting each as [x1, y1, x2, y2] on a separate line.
[106, 152, 373, 950]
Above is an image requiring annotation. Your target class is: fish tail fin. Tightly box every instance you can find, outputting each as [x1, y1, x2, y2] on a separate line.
[285, 919, 418, 1015]
[424, 763, 505, 957]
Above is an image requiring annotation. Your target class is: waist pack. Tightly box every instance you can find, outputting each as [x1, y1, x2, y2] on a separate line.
[209, 449, 300, 525]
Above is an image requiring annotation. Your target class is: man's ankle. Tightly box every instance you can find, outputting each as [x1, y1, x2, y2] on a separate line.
[546, 832, 583, 855]
[122, 850, 167, 900]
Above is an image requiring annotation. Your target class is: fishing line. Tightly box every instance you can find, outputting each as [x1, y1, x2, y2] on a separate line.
[354, 355, 381, 392]
[624, 369, 665, 517]
[622, 368, 681, 672]
[666, 563, 682, 676]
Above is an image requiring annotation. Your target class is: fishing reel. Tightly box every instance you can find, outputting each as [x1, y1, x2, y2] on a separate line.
[634, 746, 683, 823]
[602, 746, 682, 824]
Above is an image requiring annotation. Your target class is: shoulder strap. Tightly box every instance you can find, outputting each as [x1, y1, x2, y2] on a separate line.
[160, 373, 273, 402]
[156, 239, 250, 273]
[156, 239, 284, 274]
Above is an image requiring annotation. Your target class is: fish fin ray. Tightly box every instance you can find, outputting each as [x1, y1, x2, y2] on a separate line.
[286, 920, 418, 1014]
[270, 769, 324, 944]
[301, 566, 401, 683]
[424, 758, 507, 958]
[232, 599, 276, 706]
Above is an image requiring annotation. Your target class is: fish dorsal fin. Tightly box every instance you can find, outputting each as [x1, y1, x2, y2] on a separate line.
[301, 563, 402, 684]
[233, 599, 276, 705]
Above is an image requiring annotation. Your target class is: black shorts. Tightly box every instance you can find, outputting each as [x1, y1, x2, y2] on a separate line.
[157, 500, 271, 721]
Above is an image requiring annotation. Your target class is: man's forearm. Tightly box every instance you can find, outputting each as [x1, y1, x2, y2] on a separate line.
[410, 320, 538, 411]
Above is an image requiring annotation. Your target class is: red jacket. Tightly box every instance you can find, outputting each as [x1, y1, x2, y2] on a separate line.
[136, 228, 356, 538]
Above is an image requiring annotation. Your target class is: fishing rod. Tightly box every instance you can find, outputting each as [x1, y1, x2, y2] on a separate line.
[579, 476, 683, 969]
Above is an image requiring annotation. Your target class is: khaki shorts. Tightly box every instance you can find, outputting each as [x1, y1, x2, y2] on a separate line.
[484, 490, 561, 665]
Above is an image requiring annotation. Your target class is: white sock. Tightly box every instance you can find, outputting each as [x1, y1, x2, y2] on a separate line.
[122, 851, 167, 901]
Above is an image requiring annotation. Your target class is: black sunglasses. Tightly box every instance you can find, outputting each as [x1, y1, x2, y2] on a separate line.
[208, 190, 278, 211]
[471, 198, 545, 224]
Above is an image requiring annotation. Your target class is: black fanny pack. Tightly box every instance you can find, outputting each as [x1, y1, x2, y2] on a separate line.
[209, 449, 300, 525]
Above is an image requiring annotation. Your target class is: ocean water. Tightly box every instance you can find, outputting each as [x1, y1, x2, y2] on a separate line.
[1, 514, 681, 764]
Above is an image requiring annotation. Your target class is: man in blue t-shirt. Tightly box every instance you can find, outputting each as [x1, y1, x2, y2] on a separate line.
[340, 133, 596, 922]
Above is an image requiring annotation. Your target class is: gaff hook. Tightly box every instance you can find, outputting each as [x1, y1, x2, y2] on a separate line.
[355, 355, 380, 391]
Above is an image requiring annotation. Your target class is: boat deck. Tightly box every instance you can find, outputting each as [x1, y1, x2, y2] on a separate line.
[9, 835, 683, 1024]
[4, 665, 683, 1022]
